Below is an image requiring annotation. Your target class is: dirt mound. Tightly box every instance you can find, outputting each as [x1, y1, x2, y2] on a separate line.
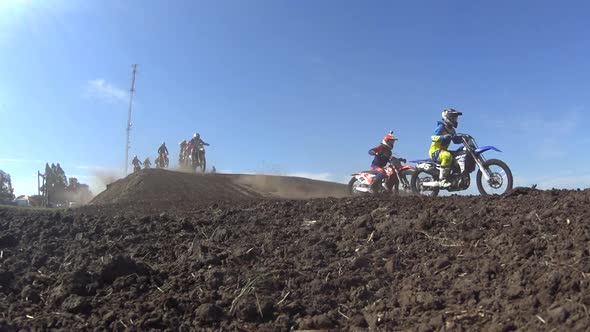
[1, 188, 590, 330]
[90, 169, 348, 205]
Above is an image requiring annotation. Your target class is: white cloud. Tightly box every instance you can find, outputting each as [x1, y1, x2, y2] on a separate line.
[10, 176, 39, 197]
[288, 172, 350, 184]
[287, 172, 333, 182]
[74, 165, 110, 171]
[83, 79, 128, 104]
[534, 175, 590, 190]
[213, 169, 347, 184]
[68, 175, 90, 179]
[483, 106, 584, 134]
[518, 109, 581, 134]
[0, 158, 43, 163]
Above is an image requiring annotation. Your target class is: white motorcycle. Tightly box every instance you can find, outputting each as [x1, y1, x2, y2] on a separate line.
[349, 157, 415, 196]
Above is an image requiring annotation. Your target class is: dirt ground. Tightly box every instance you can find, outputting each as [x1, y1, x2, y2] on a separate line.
[91, 169, 349, 205]
[1, 173, 590, 331]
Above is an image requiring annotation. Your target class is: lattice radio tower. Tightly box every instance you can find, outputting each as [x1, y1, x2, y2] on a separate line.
[125, 64, 137, 175]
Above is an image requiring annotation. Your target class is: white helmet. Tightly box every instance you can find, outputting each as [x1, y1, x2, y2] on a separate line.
[442, 109, 462, 128]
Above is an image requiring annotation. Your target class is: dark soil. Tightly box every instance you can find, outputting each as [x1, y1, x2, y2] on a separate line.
[1, 186, 590, 331]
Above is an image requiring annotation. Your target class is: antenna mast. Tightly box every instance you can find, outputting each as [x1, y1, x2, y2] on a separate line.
[125, 64, 137, 175]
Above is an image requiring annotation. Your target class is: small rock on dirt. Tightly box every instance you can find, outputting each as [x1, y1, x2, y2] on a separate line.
[61, 295, 92, 315]
[195, 303, 224, 323]
[547, 306, 569, 323]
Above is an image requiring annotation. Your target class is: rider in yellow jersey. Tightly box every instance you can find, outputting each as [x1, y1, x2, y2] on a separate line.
[429, 109, 463, 187]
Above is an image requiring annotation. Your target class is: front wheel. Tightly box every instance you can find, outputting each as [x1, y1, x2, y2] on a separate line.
[399, 169, 414, 195]
[385, 177, 400, 196]
[476, 159, 513, 196]
[348, 177, 365, 197]
[411, 169, 440, 197]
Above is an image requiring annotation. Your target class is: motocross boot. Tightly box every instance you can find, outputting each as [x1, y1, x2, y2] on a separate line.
[369, 182, 379, 194]
[439, 167, 452, 188]
[370, 176, 384, 194]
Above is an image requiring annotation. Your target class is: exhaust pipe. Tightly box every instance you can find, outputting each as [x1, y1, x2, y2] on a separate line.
[421, 181, 441, 188]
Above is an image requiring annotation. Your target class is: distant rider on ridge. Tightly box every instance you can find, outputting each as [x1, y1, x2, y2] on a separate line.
[157, 142, 169, 167]
[158, 142, 169, 158]
[132, 155, 142, 171]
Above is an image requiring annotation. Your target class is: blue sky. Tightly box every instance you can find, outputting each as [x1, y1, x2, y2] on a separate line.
[1, 0, 589, 196]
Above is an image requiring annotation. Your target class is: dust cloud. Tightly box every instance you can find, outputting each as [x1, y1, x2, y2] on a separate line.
[88, 169, 124, 195]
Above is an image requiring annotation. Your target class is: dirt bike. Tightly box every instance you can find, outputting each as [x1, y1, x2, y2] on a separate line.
[349, 156, 415, 196]
[185, 143, 209, 173]
[179, 148, 186, 168]
[410, 133, 513, 196]
[133, 164, 141, 173]
[191, 145, 207, 173]
[155, 153, 169, 169]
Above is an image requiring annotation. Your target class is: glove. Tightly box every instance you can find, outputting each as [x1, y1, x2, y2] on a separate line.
[452, 135, 463, 144]
[400, 158, 407, 163]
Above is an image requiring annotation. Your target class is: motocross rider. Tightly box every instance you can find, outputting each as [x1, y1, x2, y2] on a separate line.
[143, 157, 151, 169]
[190, 133, 209, 148]
[158, 142, 169, 164]
[179, 140, 187, 164]
[368, 132, 397, 193]
[132, 155, 142, 169]
[430, 109, 463, 187]
[190, 133, 209, 163]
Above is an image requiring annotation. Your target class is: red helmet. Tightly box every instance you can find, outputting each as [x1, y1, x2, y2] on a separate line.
[382, 132, 397, 148]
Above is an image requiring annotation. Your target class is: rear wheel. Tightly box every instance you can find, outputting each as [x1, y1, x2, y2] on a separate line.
[476, 159, 513, 195]
[411, 169, 440, 197]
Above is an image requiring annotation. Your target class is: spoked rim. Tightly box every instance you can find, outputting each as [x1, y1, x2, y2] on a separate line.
[351, 179, 365, 196]
[415, 171, 438, 196]
[480, 165, 510, 195]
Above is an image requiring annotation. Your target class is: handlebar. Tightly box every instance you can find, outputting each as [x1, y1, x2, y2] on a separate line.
[389, 156, 406, 163]
[455, 133, 473, 140]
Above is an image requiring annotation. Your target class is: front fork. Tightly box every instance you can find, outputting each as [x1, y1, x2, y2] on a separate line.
[474, 155, 491, 181]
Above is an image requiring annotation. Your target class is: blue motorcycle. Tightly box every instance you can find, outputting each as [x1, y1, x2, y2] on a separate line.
[410, 134, 513, 196]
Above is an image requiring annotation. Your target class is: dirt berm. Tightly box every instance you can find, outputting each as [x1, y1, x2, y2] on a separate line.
[1, 188, 590, 330]
[91, 169, 349, 205]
